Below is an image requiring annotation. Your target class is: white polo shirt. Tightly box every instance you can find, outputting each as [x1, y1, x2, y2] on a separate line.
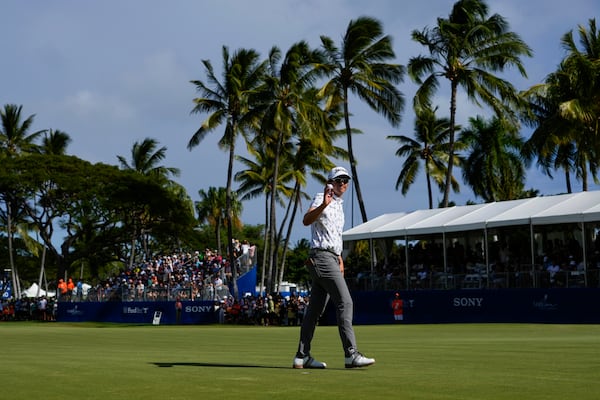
[309, 193, 345, 255]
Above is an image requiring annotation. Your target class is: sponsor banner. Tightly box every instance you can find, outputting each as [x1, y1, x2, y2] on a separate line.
[58, 288, 600, 324]
[345, 288, 600, 325]
[57, 301, 217, 324]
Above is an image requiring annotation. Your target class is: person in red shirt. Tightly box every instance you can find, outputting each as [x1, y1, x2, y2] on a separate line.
[392, 292, 404, 322]
[229, 299, 242, 323]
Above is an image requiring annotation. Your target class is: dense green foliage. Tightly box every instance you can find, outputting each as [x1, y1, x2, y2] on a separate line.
[0, 154, 197, 282]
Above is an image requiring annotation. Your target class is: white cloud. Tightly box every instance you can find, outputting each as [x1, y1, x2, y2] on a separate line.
[62, 90, 136, 121]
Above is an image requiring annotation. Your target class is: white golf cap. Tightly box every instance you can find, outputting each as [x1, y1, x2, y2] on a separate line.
[327, 166, 351, 181]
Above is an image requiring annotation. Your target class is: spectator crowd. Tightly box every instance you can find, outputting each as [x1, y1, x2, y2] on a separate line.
[1, 294, 56, 322]
[216, 292, 308, 326]
[1, 238, 305, 324]
[75, 238, 258, 303]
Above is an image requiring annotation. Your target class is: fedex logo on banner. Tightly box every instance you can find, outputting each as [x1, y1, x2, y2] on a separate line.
[123, 306, 150, 314]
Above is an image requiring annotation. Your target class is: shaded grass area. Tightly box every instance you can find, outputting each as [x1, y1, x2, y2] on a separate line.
[2, 322, 599, 399]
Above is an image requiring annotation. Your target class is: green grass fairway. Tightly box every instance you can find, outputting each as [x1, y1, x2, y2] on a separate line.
[2, 323, 598, 399]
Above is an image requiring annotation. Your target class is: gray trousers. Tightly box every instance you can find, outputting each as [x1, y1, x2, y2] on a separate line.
[296, 249, 357, 358]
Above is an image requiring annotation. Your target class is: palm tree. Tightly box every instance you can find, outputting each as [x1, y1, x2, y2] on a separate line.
[273, 104, 348, 290]
[521, 67, 581, 193]
[39, 129, 71, 155]
[117, 137, 180, 181]
[253, 42, 332, 293]
[388, 105, 460, 209]
[117, 137, 180, 268]
[235, 145, 279, 295]
[521, 19, 600, 191]
[556, 19, 600, 190]
[317, 16, 405, 223]
[559, 18, 600, 128]
[236, 126, 344, 293]
[35, 129, 72, 295]
[0, 104, 45, 299]
[0, 104, 45, 156]
[195, 187, 242, 255]
[408, 0, 532, 207]
[188, 47, 265, 297]
[274, 131, 346, 290]
[459, 116, 526, 201]
[236, 143, 295, 293]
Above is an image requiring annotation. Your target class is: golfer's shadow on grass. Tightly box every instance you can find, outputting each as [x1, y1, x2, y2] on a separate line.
[151, 362, 352, 370]
[151, 361, 288, 369]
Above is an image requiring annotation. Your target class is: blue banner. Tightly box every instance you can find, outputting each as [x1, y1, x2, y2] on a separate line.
[346, 288, 600, 324]
[57, 300, 217, 324]
[1, 282, 11, 299]
[57, 288, 600, 324]
[236, 266, 257, 297]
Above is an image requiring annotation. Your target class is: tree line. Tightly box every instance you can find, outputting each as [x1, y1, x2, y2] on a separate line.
[1, 0, 599, 296]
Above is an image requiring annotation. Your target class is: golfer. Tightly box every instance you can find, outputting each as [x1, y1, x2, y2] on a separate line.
[292, 166, 375, 369]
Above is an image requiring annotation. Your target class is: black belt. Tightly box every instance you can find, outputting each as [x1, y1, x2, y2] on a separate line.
[312, 248, 339, 256]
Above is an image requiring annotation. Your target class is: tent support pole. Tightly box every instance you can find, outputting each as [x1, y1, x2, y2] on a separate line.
[369, 238, 375, 291]
[581, 221, 588, 287]
[484, 227, 489, 289]
[404, 236, 409, 289]
[530, 221, 535, 288]
[442, 232, 447, 289]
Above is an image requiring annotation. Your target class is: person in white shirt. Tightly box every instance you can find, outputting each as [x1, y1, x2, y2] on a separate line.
[292, 166, 375, 369]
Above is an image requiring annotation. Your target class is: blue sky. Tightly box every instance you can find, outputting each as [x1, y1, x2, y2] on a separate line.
[2, 0, 598, 244]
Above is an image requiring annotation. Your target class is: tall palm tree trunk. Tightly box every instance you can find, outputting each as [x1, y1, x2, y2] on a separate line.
[582, 161, 588, 191]
[142, 228, 150, 261]
[277, 182, 301, 289]
[426, 170, 434, 209]
[215, 218, 222, 255]
[260, 195, 270, 296]
[128, 235, 136, 270]
[344, 93, 368, 223]
[443, 81, 459, 208]
[7, 200, 19, 299]
[37, 246, 47, 298]
[267, 130, 285, 293]
[564, 168, 573, 193]
[266, 185, 276, 292]
[226, 143, 238, 298]
[274, 180, 296, 289]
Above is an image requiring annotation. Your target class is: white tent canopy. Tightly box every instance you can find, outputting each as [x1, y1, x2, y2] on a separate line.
[343, 191, 600, 289]
[342, 212, 406, 241]
[397, 203, 489, 236]
[343, 191, 600, 241]
[485, 194, 572, 228]
[370, 208, 448, 239]
[531, 191, 600, 225]
[22, 283, 56, 298]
